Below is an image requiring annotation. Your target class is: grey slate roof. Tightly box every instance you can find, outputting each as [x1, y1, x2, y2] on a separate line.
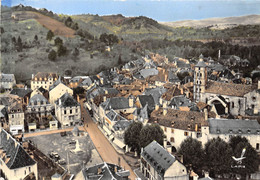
[56, 93, 79, 107]
[195, 60, 207, 67]
[10, 88, 32, 98]
[113, 120, 131, 131]
[29, 94, 50, 106]
[138, 95, 155, 110]
[199, 177, 215, 180]
[82, 162, 130, 180]
[141, 141, 176, 177]
[169, 95, 198, 111]
[0, 128, 36, 169]
[144, 87, 166, 105]
[0, 73, 15, 82]
[140, 68, 158, 78]
[101, 97, 130, 111]
[208, 118, 260, 134]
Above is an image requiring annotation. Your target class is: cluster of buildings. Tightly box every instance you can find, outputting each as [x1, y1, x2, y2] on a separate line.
[0, 51, 259, 180]
[0, 72, 81, 135]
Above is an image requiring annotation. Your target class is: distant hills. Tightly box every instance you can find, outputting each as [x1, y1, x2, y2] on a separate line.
[161, 15, 260, 29]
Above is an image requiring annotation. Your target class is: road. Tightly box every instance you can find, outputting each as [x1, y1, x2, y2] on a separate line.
[80, 100, 137, 180]
[24, 127, 85, 138]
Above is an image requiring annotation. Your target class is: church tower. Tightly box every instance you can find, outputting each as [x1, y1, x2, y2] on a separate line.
[194, 55, 207, 102]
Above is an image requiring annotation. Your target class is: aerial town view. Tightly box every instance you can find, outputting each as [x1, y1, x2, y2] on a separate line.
[0, 0, 260, 180]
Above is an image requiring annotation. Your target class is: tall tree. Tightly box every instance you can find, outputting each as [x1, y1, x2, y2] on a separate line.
[46, 30, 54, 41]
[48, 50, 57, 61]
[178, 137, 204, 172]
[140, 123, 164, 149]
[204, 137, 233, 177]
[54, 37, 63, 46]
[124, 121, 143, 153]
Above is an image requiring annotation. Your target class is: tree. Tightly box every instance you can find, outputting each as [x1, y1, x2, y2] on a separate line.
[54, 37, 63, 46]
[140, 124, 164, 149]
[17, 36, 23, 51]
[46, 30, 54, 41]
[229, 136, 259, 177]
[57, 45, 67, 57]
[73, 87, 85, 97]
[48, 50, 57, 61]
[124, 121, 143, 153]
[34, 35, 38, 41]
[72, 47, 79, 57]
[178, 137, 204, 171]
[204, 137, 233, 177]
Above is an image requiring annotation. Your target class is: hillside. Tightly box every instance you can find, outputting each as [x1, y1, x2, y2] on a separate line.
[161, 14, 260, 29]
[12, 11, 75, 37]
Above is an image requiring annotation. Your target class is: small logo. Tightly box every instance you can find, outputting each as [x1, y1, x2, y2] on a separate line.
[232, 148, 246, 164]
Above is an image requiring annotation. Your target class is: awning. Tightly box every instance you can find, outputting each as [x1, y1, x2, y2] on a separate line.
[103, 126, 112, 136]
[113, 138, 126, 149]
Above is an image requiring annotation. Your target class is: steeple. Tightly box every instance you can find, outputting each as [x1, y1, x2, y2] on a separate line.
[193, 58, 207, 102]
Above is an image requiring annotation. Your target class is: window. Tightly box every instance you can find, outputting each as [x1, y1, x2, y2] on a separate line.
[170, 137, 174, 142]
[252, 96, 256, 101]
[164, 127, 167, 132]
[171, 129, 174, 133]
[232, 102, 234, 108]
[184, 132, 188, 136]
[256, 143, 259, 150]
[70, 109, 72, 114]
[64, 110, 66, 114]
[76, 109, 78, 113]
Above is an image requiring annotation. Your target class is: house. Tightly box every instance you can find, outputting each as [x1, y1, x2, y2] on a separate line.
[10, 87, 32, 105]
[140, 141, 188, 180]
[8, 101, 25, 135]
[55, 93, 81, 127]
[30, 87, 49, 100]
[0, 128, 38, 180]
[0, 73, 16, 91]
[31, 72, 58, 91]
[49, 82, 73, 104]
[208, 118, 260, 152]
[99, 96, 136, 125]
[150, 108, 212, 152]
[78, 162, 130, 180]
[26, 94, 53, 118]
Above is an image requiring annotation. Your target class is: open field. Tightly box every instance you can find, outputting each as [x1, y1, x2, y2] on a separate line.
[12, 11, 75, 37]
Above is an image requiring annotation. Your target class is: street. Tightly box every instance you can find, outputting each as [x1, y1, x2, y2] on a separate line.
[80, 100, 137, 180]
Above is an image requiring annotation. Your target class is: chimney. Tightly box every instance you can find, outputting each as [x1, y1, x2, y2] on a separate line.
[258, 80, 260, 90]
[100, 78, 104, 85]
[163, 108, 167, 116]
[204, 108, 208, 121]
[114, 166, 117, 173]
[218, 50, 221, 59]
[32, 74, 34, 79]
[163, 101, 167, 108]
[77, 95, 80, 102]
[129, 96, 134, 108]
[59, 99, 61, 105]
[103, 96, 107, 102]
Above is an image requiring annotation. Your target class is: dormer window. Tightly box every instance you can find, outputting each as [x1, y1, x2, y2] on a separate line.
[229, 129, 233, 134]
[217, 129, 220, 134]
[247, 129, 251, 134]
[17, 109, 20, 112]
[238, 129, 242, 134]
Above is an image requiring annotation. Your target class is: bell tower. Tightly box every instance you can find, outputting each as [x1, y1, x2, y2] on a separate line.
[194, 56, 207, 102]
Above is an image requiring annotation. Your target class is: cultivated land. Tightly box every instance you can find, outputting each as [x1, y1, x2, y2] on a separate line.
[12, 11, 75, 37]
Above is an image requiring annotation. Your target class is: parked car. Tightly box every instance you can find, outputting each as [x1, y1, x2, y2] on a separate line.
[49, 151, 60, 161]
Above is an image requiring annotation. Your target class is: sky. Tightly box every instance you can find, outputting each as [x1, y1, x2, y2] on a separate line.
[2, 0, 260, 22]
